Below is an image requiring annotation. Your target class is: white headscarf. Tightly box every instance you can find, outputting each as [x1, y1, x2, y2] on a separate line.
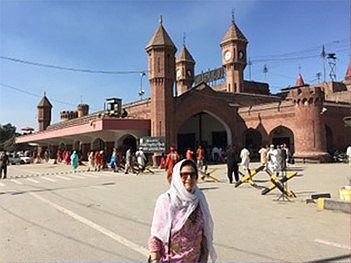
[151, 159, 217, 262]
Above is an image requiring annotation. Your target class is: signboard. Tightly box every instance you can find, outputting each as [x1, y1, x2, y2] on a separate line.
[139, 136, 166, 153]
[194, 67, 225, 85]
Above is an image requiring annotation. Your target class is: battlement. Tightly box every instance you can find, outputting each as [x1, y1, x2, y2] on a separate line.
[289, 86, 324, 106]
[77, 104, 89, 117]
[60, 110, 78, 121]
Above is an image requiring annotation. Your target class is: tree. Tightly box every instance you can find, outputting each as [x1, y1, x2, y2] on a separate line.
[0, 123, 19, 151]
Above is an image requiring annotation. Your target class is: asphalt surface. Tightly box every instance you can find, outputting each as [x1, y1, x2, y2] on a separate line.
[0, 162, 350, 262]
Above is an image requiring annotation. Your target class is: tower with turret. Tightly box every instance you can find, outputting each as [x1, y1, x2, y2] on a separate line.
[175, 44, 195, 95]
[37, 94, 52, 131]
[145, 18, 177, 145]
[290, 86, 329, 161]
[220, 16, 248, 93]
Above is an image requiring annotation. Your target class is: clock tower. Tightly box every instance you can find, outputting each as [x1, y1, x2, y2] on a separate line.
[220, 17, 248, 93]
[176, 44, 195, 96]
[145, 17, 177, 145]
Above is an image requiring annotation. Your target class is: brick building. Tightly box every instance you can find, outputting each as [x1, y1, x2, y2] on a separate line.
[17, 19, 351, 162]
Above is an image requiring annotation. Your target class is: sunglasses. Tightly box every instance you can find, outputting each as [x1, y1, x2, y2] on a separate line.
[180, 172, 197, 178]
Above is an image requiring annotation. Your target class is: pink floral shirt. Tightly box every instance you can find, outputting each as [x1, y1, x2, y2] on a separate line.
[148, 206, 208, 262]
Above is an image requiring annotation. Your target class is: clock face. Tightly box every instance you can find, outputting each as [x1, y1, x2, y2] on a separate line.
[239, 51, 245, 60]
[186, 70, 192, 77]
[176, 69, 181, 79]
[224, 51, 232, 61]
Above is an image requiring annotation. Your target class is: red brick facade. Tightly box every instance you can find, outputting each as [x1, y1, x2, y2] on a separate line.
[19, 19, 351, 163]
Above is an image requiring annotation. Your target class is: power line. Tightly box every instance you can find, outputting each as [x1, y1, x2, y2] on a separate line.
[251, 38, 349, 59]
[0, 82, 99, 110]
[0, 56, 145, 75]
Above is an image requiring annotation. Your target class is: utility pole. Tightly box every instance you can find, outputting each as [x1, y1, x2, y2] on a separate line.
[321, 45, 326, 82]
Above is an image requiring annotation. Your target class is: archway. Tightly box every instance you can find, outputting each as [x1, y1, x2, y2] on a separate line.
[270, 126, 295, 153]
[92, 138, 105, 151]
[73, 140, 81, 151]
[244, 128, 262, 161]
[117, 134, 137, 154]
[177, 111, 230, 157]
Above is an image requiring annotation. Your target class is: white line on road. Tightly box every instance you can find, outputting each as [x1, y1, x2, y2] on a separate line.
[315, 238, 350, 250]
[10, 179, 24, 185]
[66, 174, 85, 179]
[26, 178, 40, 184]
[54, 175, 72, 181]
[29, 192, 149, 257]
[0, 181, 5, 187]
[41, 177, 57, 182]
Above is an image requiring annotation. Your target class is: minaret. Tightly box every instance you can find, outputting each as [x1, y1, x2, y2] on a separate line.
[175, 35, 195, 96]
[220, 12, 248, 93]
[145, 17, 177, 145]
[37, 93, 52, 131]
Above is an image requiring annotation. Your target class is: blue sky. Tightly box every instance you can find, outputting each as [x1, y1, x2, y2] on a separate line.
[0, 0, 349, 131]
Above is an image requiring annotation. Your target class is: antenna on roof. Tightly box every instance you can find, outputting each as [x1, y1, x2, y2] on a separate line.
[183, 32, 186, 47]
[263, 64, 268, 79]
[327, 53, 337, 81]
[44, 91, 46, 97]
[159, 15, 163, 25]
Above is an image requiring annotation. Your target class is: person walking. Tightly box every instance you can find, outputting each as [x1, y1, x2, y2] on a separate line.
[196, 145, 205, 171]
[267, 144, 281, 175]
[135, 147, 147, 172]
[0, 151, 9, 179]
[94, 150, 102, 171]
[87, 151, 95, 172]
[70, 150, 79, 172]
[109, 148, 118, 172]
[225, 145, 239, 184]
[258, 145, 268, 168]
[165, 145, 180, 184]
[148, 159, 216, 263]
[186, 148, 194, 161]
[240, 147, 251, 176]
[124, 148, 135, 174]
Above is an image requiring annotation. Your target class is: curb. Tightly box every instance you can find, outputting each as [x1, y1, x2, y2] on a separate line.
[316, 198, 351, 214]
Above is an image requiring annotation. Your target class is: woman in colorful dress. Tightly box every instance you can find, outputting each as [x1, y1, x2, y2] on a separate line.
[148, 159, 216, 262]
[70, 151, 79, 172]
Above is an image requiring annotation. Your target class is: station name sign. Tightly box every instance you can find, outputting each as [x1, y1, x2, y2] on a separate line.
[139, 136, 166, 153]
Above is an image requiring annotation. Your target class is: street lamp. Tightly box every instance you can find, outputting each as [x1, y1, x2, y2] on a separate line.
[139, 71, 146, 100]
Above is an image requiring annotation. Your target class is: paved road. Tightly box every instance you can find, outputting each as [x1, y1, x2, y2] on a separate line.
[0, 162, 350, 262]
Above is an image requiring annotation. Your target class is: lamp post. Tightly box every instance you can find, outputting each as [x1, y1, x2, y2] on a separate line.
[138, 71, 146, 100]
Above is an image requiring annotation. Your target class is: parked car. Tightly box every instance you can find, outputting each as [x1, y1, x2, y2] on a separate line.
[8, 153, 23, 165]
[19, 155, 31, 164]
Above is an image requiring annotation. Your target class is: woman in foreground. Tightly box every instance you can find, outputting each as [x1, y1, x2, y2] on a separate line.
[148, 159, 216, 262]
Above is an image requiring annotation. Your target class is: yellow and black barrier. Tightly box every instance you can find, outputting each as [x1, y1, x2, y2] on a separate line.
[200, 168, 220, 182]
[235, 165, 265, 188]
[261, 169, 297, 197]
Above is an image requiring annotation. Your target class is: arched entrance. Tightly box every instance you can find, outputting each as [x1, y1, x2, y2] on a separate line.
[73, 140, 81, 151]
[92, 138, 105, 151]
[117, 134, 137, 154]
[270, 126, 295, 153]
[177, 112, 230, 156]
[244, 128, 262, 161]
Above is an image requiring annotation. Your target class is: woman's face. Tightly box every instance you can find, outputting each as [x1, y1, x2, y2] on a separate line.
[180, 164, 197, 192]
